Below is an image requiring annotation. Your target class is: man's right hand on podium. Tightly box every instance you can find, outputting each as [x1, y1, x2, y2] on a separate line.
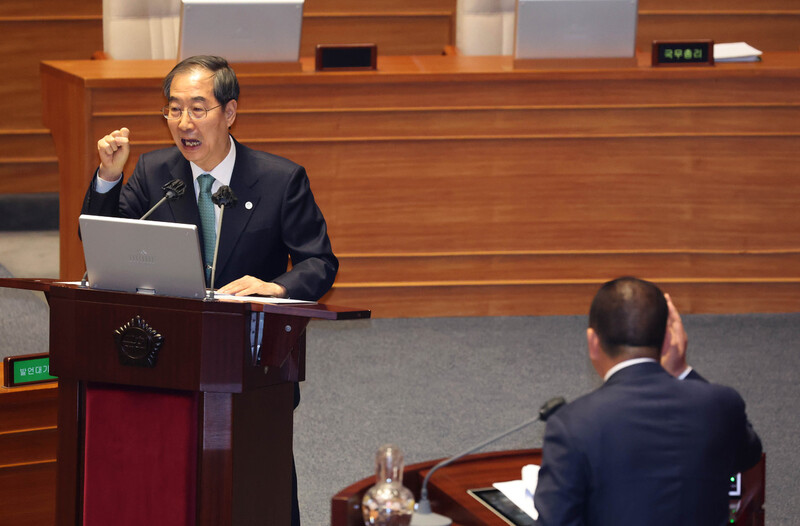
[97, 127, 130, 182]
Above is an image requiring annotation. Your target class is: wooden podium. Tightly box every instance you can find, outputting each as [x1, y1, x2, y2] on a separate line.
[3, 279, 368, 526]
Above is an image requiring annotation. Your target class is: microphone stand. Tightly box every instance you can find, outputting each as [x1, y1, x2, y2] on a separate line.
[410, 397, 566, 526]
[205, 186, 237, 301]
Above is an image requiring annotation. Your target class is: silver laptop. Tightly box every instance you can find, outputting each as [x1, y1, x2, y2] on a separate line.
[178, 0, 304, 62]
[79, 215, 207, 299]
[515, 0, 638, 59]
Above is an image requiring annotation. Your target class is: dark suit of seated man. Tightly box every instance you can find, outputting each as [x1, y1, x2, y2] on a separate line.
[534, 277, 762, 526]
[80, 55, 338, 526]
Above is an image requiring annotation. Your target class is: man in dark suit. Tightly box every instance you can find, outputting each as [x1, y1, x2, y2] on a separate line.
[82, 55, 337, 525]
[534, 277, 762, 526]
[82, 55, 337, 301]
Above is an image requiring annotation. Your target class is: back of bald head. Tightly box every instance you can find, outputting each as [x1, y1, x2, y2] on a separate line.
[588, 277, 668, 359]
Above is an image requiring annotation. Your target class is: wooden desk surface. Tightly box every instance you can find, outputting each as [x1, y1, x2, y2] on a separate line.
[42, 52, 800, 82]
[331, 449, 766, 526]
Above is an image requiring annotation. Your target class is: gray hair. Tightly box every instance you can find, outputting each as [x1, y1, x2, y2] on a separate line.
[162, 55, 240, 105]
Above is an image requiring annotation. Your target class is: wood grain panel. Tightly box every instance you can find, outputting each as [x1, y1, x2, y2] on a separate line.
[0, 130, 56, 157]
[0, 160, 59, 194]
[232, 75, 800, 111]
[0, 19, 102, 129]
[0, 427, 58, 466]
[92, 72, 800, 114]
[0, 130, 59, 193]
[638, 14, 800, 52]
[84, 54, 800, 112]
[301, 14, 453, 56]
[0, 462, 57, 526]
[333, 251, 800, 283]
[0, 385, 58, 433]
[304, 0, 455, 14]
[91, 104, 800, 143]
[323, 280, 800, 318]
[639, 0, 800, 10]
[0, 378, 58, 525]
[252, 136, 800, 253]
[0, 0, 100, 17]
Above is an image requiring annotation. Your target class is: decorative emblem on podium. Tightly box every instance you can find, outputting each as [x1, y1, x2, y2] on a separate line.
[114, 316, 164, 367]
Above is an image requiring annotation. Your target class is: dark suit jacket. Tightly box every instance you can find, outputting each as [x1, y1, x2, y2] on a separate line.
[534, 361, 762, 526]
[82, 138, 338, 301]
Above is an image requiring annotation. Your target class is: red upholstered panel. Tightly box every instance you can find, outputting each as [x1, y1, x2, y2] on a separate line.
[83, 384, 198, 526]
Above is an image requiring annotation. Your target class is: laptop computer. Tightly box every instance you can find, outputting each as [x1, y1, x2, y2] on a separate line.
[178, 0, 304, 62]
[515, 0, 638, 59]
[79, 214, 207, 299]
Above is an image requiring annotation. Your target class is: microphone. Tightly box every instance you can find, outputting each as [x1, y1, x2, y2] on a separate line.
[410, 396, 566, 526]
[80, 179, 186, 287]
[139, 179, 186, 220]
[205, 185, 237, 300]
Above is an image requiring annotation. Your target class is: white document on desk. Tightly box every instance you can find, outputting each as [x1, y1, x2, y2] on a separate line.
[493, 464, 540, 520]
[214, 293, 316, 305]
[714, 42, 763, 62]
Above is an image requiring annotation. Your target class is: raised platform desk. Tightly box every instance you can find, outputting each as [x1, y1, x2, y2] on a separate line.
[41, 54, 800, 317]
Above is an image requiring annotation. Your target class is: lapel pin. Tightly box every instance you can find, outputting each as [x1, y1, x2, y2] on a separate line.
[245, 201, 253, 210]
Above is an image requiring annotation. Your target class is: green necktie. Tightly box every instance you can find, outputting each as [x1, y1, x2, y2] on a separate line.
[197, 173, 216, 284]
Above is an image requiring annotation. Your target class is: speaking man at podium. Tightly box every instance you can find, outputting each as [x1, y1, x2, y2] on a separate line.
[81, 55, 338, 302]
[534, 277, 762, 525]
[79, 55, 338, 526]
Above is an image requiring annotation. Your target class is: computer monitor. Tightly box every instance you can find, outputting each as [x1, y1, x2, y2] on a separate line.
[178, 0, 304, 62]
[515, 0, 638, 59]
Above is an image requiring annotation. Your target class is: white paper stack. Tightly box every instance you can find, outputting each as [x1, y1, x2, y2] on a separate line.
[714, 42, 763, 63]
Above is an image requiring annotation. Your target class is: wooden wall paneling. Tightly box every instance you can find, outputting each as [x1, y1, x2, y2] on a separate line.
[303, 0, 456, 14]
[0, 379, 58, 526]
[0, 159, 59, 195]
[322, 280, 800, 318]
[638, 0, 800, 9]
[332, 251, 800, 283]
[301, 14, 454, 56]
[0, 0, 100, 18]
[259, 136, 800, 252]
[0, 462, 57, 526]
[45, 57, 800, 316]
[0, 13, 101, 194]
[41, 64, 98, 278]
[0, 19, 102, 128]
[0, 384, 58, 433]
[0, 427, 58, 466]
[0, 127, 59, 195]
[231, 104, 800, 139]
[232, 76, 800, 112]
[637, 13, 800, 52]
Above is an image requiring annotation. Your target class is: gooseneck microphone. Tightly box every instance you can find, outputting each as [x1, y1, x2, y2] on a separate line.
[410, 396, 567, 526]
[139, 179, 186, 220]
[205, 185, 237, 300]
[80, 179, 187, 288]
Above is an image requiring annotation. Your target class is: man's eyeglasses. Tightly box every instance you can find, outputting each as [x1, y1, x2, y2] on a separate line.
[162, 104, 222, 120]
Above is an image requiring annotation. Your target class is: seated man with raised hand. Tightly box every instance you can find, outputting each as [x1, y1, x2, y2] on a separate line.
[534, 277, 762, 526]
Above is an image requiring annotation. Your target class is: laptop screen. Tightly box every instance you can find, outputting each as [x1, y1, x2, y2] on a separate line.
[79, 215, 207, 299]
[178, 0, 304, 62]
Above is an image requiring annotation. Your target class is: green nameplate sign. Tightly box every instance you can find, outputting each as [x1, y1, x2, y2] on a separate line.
[652, 40, 714, 67]
[3, 354, 57, 387]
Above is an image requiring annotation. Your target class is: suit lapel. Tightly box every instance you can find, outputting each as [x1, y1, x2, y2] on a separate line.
[215, 141, 262, 278]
